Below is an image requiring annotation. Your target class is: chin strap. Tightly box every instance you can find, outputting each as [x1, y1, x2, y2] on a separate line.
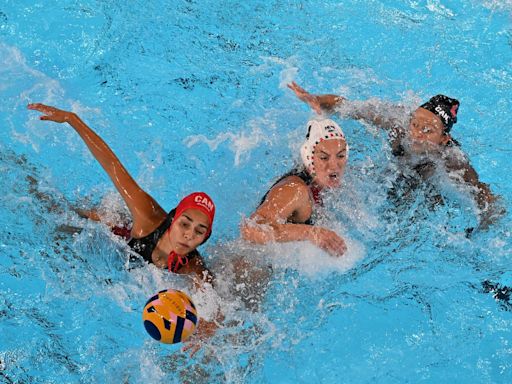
[310, 183, 324, 206]
[167, 251, 189, 273]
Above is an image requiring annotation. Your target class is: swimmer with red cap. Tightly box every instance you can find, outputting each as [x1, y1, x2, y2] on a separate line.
[288, 82, 503, 228]
[27, 103, 215, 278]
[28, 103, 220, 355]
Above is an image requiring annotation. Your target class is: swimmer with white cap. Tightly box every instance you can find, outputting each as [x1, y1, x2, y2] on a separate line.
[241, 118, 348, 257]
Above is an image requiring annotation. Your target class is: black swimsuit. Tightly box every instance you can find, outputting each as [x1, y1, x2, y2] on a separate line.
[127, 209, 198, 270]
[259, 168, 320, 225]
[388, 139, 461, 208]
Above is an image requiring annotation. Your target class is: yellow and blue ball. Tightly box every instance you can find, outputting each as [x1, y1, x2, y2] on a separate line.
[142, 289, 198, 344]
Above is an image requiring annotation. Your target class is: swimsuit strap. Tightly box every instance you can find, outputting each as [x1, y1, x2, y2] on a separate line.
[309, 182, 323, 206]
[293, 169, 324, 206]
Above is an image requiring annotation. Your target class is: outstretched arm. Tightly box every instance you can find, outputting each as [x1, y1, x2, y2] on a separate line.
[287, 81, 342, 114]
[287, 81, 405, 133]
[28, 103, 166, 236]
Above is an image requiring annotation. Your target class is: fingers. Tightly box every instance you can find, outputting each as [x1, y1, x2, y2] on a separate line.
[28, 103, 54, 117]
[315, 228, 347, 257]
[326, 237, 346, 257]
[287, 81, 306, 96]
[28, 103, 49, 120]
[287, 83, 300, 96]
[28, 103, 61, 115]
[286, 83, 324, 114]
[27, 103, 45, 111]
[334, 238, 347, 255]
[28, 103, 70, 123]
[27, 103, 53, 111]
[287, 81, 299, 90]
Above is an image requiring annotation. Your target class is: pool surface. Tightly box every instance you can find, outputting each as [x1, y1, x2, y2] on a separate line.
[1, 1, 512, 383]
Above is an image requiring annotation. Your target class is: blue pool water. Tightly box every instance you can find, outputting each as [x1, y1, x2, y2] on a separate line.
[1, 0, 511, 382]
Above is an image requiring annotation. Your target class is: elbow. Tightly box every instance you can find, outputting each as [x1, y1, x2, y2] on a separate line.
[240, 219, 271, 244]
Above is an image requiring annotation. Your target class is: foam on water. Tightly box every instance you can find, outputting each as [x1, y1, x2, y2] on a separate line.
[266, 239, 364, 278]
[184, 121, 272, 167]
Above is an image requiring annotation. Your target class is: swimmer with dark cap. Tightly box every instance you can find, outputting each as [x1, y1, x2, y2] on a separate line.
[288, 82, 504, 229]
[241, 118, 348, 257]
[28, 103, 220, 354]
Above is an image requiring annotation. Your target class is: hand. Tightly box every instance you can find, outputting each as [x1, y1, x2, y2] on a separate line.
[309, 226, 347, 257]
[287, 81, 323, 114]
[181, 318, 219, 357]
[27, 103, 75, 123]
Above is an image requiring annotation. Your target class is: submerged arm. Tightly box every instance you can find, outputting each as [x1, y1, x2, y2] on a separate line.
[28, 103, 166, 235]
[180, 254, 215, 286]
[444, 153, 505, 228]
[180, 254, 224, 357]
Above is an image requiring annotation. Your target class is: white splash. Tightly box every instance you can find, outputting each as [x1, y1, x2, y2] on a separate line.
[184, 119, 273, 166]
[483, 0, 512, 12]
[265, 237, 364, 278]
[190, 282, 222, 322]
[0, 43, 102, 153]
[426, 0, 455, 17]
[0, 43, 64, 108]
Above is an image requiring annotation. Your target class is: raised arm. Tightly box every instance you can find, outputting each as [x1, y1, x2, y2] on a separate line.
[28, 103, 166, 236]
[240, 177, 346, 256]
[287, 81, 341, 114]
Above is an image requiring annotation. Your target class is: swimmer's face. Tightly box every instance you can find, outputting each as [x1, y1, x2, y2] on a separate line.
[312, 139, 348, 189]
[408, 108, 449, 151]
[169, 209, 210, 254]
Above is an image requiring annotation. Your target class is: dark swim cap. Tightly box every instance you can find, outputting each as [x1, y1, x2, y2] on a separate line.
[419, 95, 460, 132]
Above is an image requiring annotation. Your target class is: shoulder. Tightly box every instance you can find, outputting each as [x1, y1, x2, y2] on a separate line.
[268, 175, 310, 198]
[257, 174, 311, 210]
[130, 210, 170, 238]
[258, 175, 312, 215]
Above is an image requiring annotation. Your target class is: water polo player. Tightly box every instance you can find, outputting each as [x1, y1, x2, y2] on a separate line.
[27, 103, 216, 279]
[288, 82, 503, 228]
[241, 118, 348, 257]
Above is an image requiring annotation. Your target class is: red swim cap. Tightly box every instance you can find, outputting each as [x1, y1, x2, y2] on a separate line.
[173, 192, 215, 236]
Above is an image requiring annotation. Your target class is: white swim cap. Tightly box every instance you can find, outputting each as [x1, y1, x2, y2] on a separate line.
[300, 119, 348, 176]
